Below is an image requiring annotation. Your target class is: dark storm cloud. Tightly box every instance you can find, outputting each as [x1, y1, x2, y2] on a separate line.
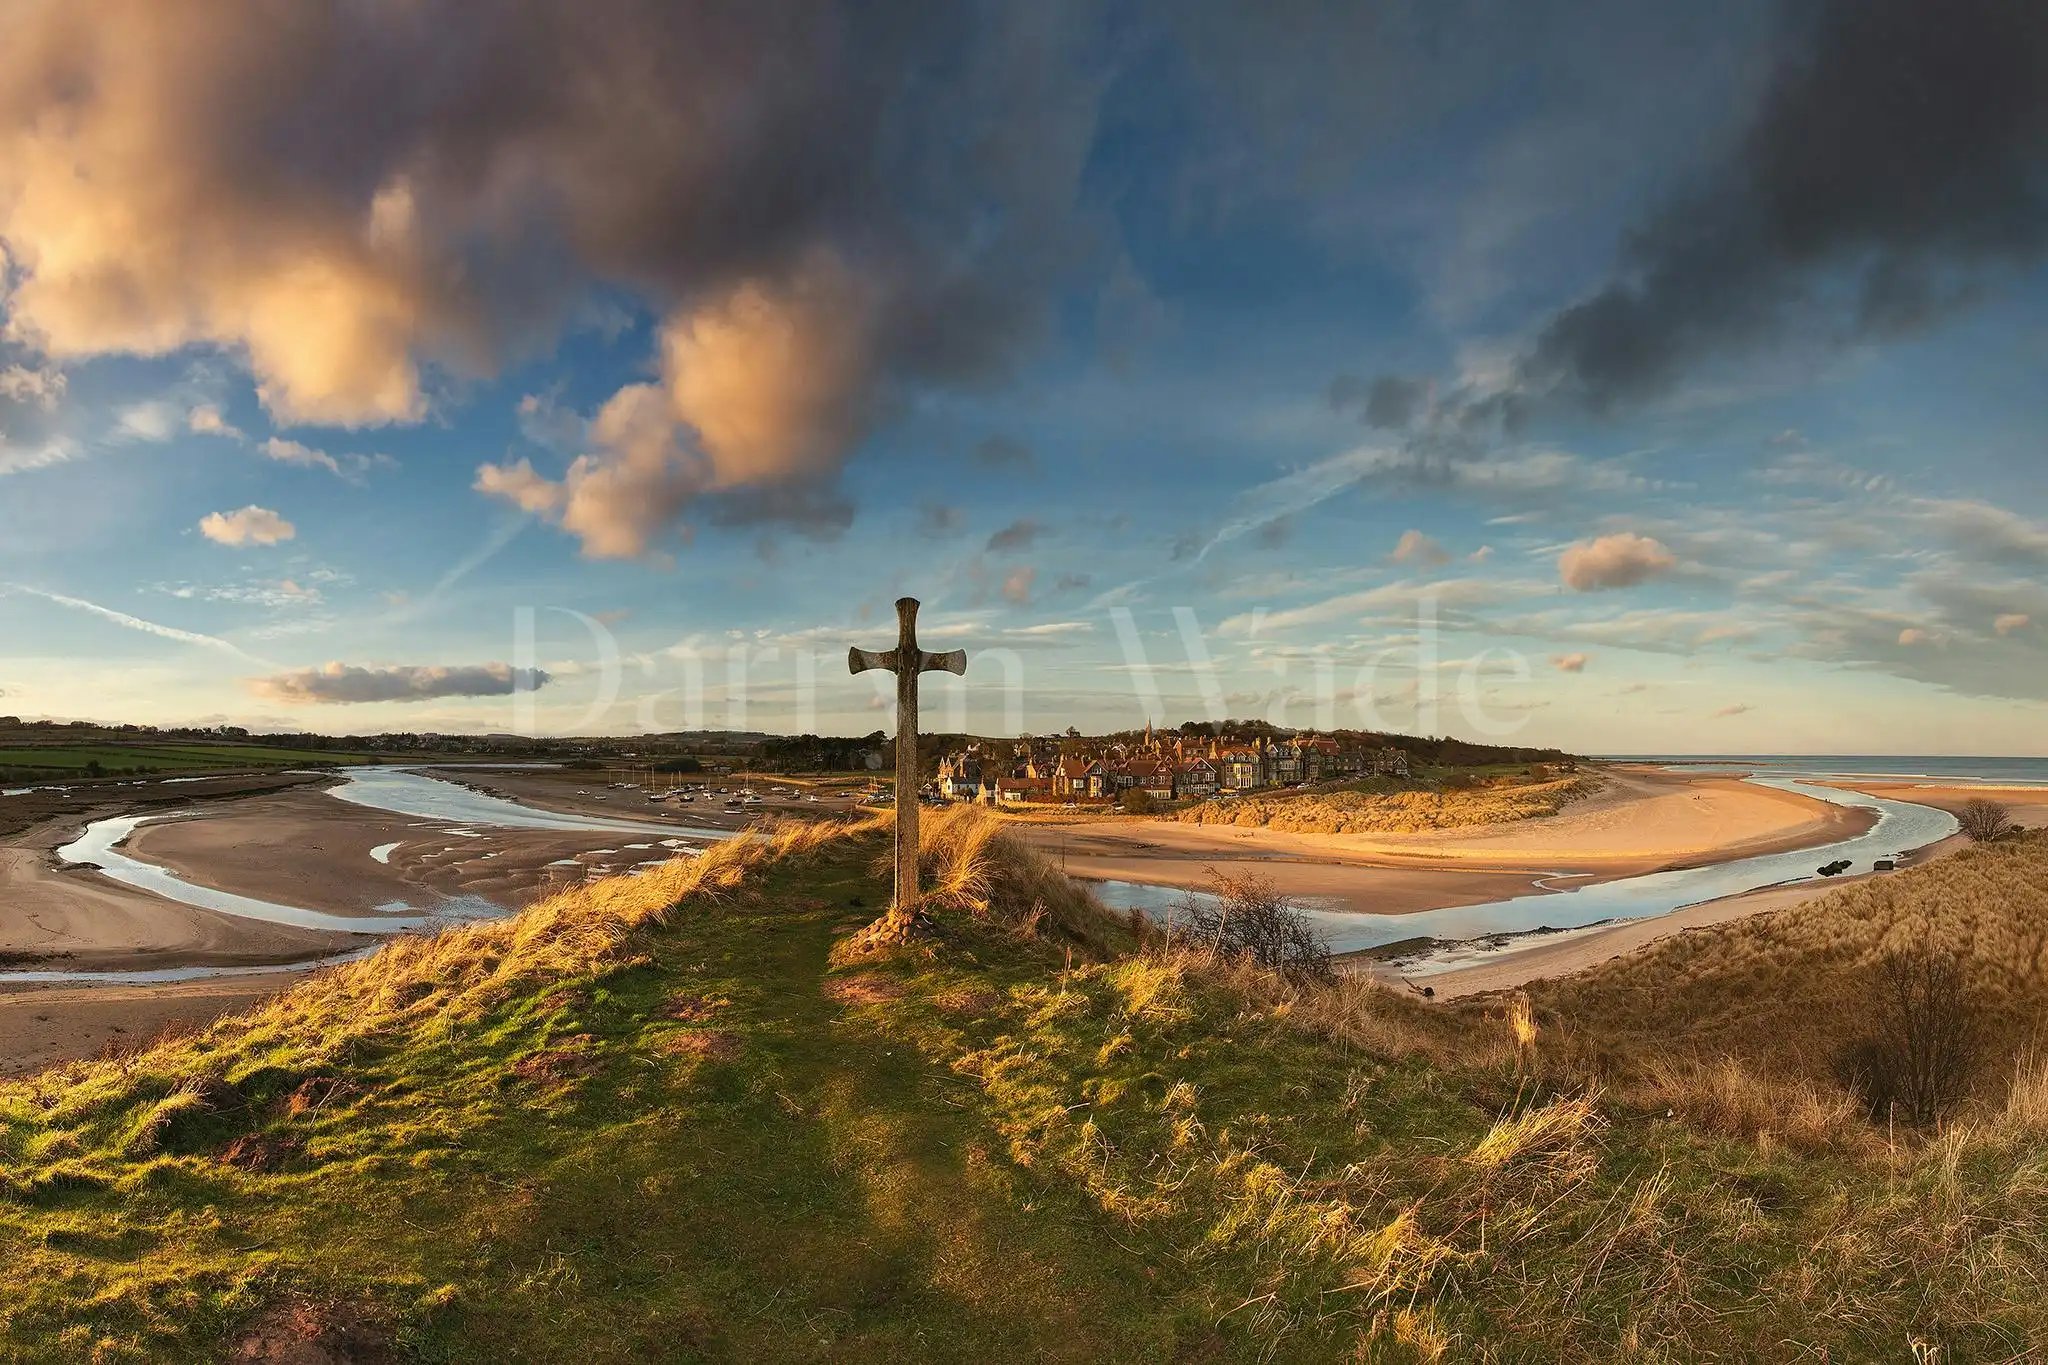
[1331, 374, 1429, 429]
[1516, 0, 2048, 410]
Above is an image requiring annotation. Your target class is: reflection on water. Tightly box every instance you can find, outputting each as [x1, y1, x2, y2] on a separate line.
[327, 767, 729, 839]
[1088, 778, 1958, 969]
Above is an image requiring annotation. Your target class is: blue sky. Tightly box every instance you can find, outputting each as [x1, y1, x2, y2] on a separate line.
[0, 1, 2043, 753]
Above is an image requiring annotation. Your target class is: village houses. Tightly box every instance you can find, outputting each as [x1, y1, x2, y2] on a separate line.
[931, 727, 1409, 807]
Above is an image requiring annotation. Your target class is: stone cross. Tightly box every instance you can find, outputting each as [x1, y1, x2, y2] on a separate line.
[849, 597, 967, 913]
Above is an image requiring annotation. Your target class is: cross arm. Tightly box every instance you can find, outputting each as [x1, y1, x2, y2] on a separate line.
[848, 647, 900, 676]
[918, 649, 967, 677]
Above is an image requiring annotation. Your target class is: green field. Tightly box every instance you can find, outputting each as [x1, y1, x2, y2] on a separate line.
[0, 743, 372, 778]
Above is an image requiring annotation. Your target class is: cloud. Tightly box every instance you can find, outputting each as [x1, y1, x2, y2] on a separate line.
[1912, 499, 2048, 566]
[1897, 627, 1932, 646]
[1552, 652, 1590, 673]
[1558, 532, 1676, 591]
[473, 460, 564, 517]
[1001, 565, 1036, 605]
[0, 3, 1100, 547]
[1711, 703, 1752, 718]
[479, 254, 886, 555]
[973, 434, 1036, 471]
[515, 392, 588, 455]
[986, 518, 1042, 554]
[113, 402, 178, 442]
[1, 583, 259, 661]
[250, 662, 550, 705]
[0, 363, 64, 409]
[0, 436, 78, 476]
[1996, 613, 2032, 636]
[1390, 529, 1449, 565]
[917, 502, 964, 536]
[1510, 0, 2048, 413]
[1331, 373, 1429, 429]
[188, 405, 244, 440]
[199, 506, 296, 547]
[259, 436, 389, 480]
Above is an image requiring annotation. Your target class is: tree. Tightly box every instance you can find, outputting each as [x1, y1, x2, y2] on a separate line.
[1957, 798, 2015, 842]
[1836, 948, 1978, 1126]
[1173, 869, 1333, 984]
[1118, 788, 1155, 815]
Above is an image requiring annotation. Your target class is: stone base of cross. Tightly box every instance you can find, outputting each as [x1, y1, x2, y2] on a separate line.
[849, 597, 966, 920]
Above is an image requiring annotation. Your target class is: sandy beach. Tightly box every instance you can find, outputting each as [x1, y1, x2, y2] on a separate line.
[1012, 765, 1872, 915]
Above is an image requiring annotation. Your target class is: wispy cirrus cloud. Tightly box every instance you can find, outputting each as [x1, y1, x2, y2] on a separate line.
[1, 583, 265, 663]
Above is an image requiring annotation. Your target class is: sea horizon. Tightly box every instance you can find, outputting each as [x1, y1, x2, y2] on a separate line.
[1603, 754, 2048, 785]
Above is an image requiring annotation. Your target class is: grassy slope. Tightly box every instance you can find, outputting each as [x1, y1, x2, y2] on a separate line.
[1534, 831, 2048, 1092]
[2, 817, 2045, 1362]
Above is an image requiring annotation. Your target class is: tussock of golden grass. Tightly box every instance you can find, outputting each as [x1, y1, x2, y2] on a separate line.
[1174, 773, 1599, 835]
[908, 805, 1133, 955]
[1466, 1092, 1602, 1172]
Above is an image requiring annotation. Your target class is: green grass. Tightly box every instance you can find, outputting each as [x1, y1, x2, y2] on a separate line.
[0, 743, 371, 777]
[2, 817, 2045, 1361]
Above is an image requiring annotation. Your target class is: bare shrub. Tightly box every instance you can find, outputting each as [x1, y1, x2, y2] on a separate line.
[1958, 798, 2015, 843]
[1836, 948, 1979, 1126]
[1174, 869, 1333, 984]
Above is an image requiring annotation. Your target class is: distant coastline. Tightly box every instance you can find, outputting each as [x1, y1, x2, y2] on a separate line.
[1602, 755, 2048, 786]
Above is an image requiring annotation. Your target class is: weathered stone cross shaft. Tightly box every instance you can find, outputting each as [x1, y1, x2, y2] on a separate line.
[848, 597, 967, 912]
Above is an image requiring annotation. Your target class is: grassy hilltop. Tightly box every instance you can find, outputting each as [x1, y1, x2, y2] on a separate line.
[2, 814, 2046, 1362]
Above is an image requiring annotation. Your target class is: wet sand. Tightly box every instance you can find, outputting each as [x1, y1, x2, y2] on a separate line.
[425, 765, 865, 831]
[124, 784, 701, 917]
[0, 973, 303, 1076]
[1015, 766, 1872, 915]
[0, 770, 727, 1074]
